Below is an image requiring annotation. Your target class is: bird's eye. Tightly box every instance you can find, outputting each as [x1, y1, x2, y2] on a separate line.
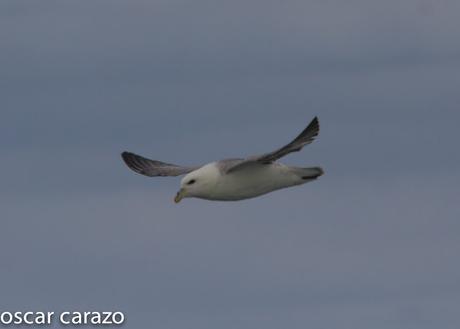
[187, 179, 196, 185]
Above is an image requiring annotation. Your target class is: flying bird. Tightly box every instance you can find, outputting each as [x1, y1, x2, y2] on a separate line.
[122, 117, 323, 203]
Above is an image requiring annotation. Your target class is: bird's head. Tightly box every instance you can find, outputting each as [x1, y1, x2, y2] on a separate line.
[174, 164, 218, 203]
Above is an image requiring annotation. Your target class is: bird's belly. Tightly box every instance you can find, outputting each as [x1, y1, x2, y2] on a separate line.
[203, 165, 300, 201]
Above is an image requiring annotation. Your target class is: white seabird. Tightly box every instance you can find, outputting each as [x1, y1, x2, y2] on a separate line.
[122, 117, 324, 203]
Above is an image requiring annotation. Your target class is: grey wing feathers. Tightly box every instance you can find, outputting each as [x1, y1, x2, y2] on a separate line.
[121, 152, 198, 177]
[225, 117, 320, 173]
[257, 116, 319, 163]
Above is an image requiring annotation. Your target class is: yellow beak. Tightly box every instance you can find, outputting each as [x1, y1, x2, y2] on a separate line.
[174, 188, 185, 203]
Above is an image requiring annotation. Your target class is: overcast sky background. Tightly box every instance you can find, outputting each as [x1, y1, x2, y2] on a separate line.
[1, 0, 460, 328]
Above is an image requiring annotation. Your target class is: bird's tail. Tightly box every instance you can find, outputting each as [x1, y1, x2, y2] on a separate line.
[290, 166, 324, 180]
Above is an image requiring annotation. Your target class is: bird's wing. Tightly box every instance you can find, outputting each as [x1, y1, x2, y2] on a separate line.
[224, 117, 320, 173]
[121, 152, 199, 177]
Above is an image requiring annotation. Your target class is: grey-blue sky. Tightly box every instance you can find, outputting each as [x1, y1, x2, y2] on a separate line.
[1, 0, 459, 328]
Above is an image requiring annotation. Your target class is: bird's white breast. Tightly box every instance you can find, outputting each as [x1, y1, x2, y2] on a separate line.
[200, 162, 303, 201]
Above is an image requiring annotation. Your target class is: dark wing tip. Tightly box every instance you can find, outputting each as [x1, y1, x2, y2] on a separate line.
[121, 151, 134, 167]
[309, 116, 320, 134]
[293, 116, 320, 144]
[307, 116, 320, 137]
[121, 151, 149, 176]
[121, 151, 130, 161]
